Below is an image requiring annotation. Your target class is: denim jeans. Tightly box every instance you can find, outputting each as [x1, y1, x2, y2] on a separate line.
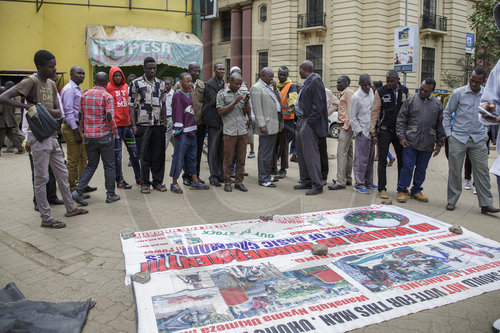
[115, 126, 140, 183]
[397, 146, 432, 194]
[169, 133, 197, 180]
[76, 134, 116, 196]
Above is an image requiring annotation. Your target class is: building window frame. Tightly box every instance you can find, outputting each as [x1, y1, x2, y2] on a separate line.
[306, 44, 323, 78]
[259, 4, 267, 23]
[225, 58, 231, 81]
[421, 47, 435, 82]
[221, 10, 231, 42]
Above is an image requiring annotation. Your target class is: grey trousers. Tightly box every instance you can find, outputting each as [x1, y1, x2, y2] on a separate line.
[336, 127, 353, 185]
[353, 133, 375, 188]
[28, 134, 76, 222]
[447, 136, 493, 207]
[258, 134, 277, 184]
[0, 126, 24, 151]
[296, 118, 322, 188]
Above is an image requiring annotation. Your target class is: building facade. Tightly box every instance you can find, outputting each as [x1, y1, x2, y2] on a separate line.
[0, 0, 196, 91]
[202, 0, 476, 92]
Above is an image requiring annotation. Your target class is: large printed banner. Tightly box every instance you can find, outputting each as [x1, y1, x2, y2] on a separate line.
[121, 205, 500, 333]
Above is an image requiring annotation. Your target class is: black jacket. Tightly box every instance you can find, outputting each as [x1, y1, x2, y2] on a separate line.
[297, 73, 328, 138]
[377, 83, 409, 131]
[202, 76, 225, 127]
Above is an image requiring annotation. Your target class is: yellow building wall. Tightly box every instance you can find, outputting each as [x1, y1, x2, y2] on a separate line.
[0, 0, 192, 91]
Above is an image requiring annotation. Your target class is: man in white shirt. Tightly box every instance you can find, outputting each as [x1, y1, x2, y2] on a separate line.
[349, 74, 377, 193]
[163, 78, 174, 150]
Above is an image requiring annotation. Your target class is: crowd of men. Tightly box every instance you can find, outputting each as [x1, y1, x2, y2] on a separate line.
[1, 26, 500, 228]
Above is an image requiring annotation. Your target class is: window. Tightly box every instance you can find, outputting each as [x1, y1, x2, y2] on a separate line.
[307, 0, 323, 27]
[421, 47, 435, 81]
[221, 11, 231, 42]
[258, 51, 268, 72]
[306, 45, 323, 78]
[259, 5, 267, 23]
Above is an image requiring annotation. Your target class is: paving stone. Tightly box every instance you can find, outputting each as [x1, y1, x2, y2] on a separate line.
[59, 262, 87, 275]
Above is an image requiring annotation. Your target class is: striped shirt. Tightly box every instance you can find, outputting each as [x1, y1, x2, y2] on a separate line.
[80, 86, 117, 138]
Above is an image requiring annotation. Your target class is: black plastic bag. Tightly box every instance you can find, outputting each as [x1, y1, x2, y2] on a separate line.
[0, 282, 94, 333]
[26, 103, 60, 142]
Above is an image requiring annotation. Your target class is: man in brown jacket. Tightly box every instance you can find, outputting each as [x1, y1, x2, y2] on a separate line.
[0, 86, 25, 155]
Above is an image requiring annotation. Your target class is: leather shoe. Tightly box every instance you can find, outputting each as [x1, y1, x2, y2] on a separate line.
[106, 194, 121, 203]
[49, 198, 64, 205]
[446, 203, 455, 211]
[210, 179, 221, 187]
[83, 194, 90, 199]
[346, 180, 352, 186]
[224, 184, 232, 192]
[306, 187, 323, 196]
[328, 183, 346, 190]
[235, 184, 248, 192]
[270, 177, 279, 182]
[182, 178, 191, 186]
[481, 206, 500, 214]
[294, 183, 312, 190]
[83, 186, 97, 193]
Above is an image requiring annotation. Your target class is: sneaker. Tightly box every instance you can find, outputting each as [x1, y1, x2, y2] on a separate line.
[247, 151, 255, 158]
[354, 187, 370, 194]
[411, 192, 428, 202]
[397, 192, 407, 203]
[379, 190, 389, 199]
[464, 179, 472, 190]
[473, 186, 477, 195]
[136, 179, 142, 185]
[72, 190, 88, 206]
[190, 182, 209, 190]
[106, 194, 121, 203]
[117, 181, 132, 189]
[367, 184, 378, 190]
[170, 183, 183, 194]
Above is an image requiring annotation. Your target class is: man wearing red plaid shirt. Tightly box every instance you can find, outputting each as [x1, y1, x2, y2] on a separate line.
[72, 72, 120, 205]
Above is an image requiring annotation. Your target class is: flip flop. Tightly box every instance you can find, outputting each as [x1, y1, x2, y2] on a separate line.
[41, 219, 66, 229]
[141, 185, 151, 194]
[65, 208, 89, 217]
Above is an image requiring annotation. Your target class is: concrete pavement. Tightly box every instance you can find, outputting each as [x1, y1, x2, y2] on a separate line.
[0, 137, 499, 333]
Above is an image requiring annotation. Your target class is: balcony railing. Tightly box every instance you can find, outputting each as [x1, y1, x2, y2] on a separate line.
[421, 13, 448, 31]
[297, 12, 326, 29]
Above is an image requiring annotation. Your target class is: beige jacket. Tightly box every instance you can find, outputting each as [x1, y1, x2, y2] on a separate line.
[250, 79, 281, 136]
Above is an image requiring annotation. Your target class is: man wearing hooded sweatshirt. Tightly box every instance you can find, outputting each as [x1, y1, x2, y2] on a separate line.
[106, 66, 141, 189]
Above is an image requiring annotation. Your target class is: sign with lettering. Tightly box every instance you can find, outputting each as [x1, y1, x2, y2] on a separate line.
[89, 39, 202, 68]
[121, 205, 500, 333]
[394, 26, 419, 73]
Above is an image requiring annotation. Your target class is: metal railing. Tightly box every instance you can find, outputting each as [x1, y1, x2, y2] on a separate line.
[297, 12, 326, 29]
[421, 13, 448, 31]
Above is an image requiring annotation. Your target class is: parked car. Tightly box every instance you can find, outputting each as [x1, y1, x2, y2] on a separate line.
[328, 110, 341, 139]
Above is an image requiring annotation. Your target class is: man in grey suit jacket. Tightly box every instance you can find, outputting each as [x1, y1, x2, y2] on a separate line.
[250, 68, 281, 187]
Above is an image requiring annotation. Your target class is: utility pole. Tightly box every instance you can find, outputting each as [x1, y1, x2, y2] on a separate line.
[403, 0, 408, 86]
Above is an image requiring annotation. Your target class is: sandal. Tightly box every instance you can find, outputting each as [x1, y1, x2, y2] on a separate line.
[41, 219, 66, 229]
[170, 183, 183, 194]
[190, 182, 209, 190]
[65, 208, 89, 217]
[141, 185, 151, 194]
[154, 184, 168, 192]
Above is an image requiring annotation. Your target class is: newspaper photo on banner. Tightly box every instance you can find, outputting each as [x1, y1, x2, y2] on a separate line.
[120, 205, 500, 333]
